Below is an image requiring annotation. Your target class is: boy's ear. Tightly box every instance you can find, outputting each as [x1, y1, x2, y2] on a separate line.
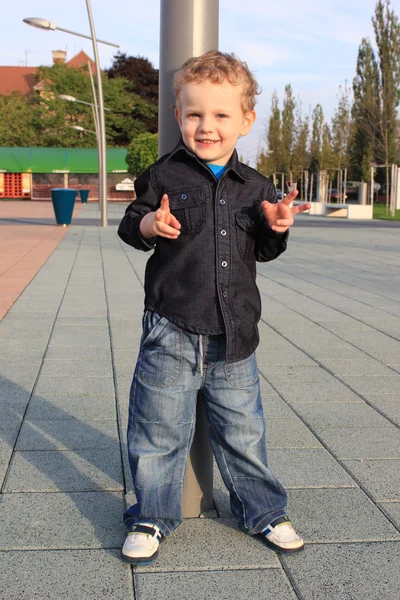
[240, 110, 256, 137]
[174, 107, 182, 127]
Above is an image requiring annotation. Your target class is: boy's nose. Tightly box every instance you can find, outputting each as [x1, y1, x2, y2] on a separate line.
[199, 118, 213, 133]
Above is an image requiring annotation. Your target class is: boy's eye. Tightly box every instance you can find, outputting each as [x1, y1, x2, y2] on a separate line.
[217, 114, 228, 118]
[188, 113, 200, 118]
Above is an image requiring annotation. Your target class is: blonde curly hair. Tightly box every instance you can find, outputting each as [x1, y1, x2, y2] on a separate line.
[173, 50, 260, 113]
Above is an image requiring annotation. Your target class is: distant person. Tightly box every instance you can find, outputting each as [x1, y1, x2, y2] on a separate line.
[118, 50, 311, 565]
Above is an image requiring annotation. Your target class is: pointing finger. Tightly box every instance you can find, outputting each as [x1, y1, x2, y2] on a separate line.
[281, 189, 299, 205]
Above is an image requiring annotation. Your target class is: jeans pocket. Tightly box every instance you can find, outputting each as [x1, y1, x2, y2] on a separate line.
[137, 312, 182, 387]
[224, 353, 259, 389]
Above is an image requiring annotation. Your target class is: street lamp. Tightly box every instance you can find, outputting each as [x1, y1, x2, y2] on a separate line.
[58, 94, 111, 111]
[23, 4, 119, 227]
[60, 94, 110, 208]
[71, 125, 97, 135]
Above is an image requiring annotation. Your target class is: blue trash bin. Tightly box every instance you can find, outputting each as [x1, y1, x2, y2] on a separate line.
[79, 189, 89, 204]
[50, 188, 78, 226]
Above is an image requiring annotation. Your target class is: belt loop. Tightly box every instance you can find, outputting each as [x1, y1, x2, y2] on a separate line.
[199, 334, 204, 378]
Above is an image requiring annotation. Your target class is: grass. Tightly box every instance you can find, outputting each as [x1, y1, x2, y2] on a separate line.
[373, 204, 400, 221]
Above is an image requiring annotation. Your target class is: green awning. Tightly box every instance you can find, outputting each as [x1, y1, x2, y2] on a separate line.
[0, 147, 129, 173]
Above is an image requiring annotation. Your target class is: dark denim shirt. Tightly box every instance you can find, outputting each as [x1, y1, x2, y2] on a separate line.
[118, 140, 288, 362]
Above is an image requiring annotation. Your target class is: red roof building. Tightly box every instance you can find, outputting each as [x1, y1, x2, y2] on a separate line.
[0, 50, 97, 97]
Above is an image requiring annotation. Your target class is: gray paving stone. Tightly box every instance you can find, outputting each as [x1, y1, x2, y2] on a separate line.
[266, 418, 322, 449]
[307, 345, 372, 359]
[0, 400, 26, 428]
[269, 449, 357, 489]
[314, 427, 400, 459]
[16, 419, 119, 451]
[257, 350, 316, 366]
[34, 375, 115, 397]
[49, 328, 110, 347]
[55, 316, 108, 326]
[287, 488, 399, 542]
[282, 542, 400, 600]
[133, 518, 280, 573]
[341, 376, 400, 395]
[378, 502, 400, 528]
[273, 380, 361, 403]
[293, 402, 393, 429]
[364, 394, 400, 419]
[259, 365, 334, 383]
[342, 459, 400, 501]
[60, 299, 107, 311]
[134, 569, 296, 600]
[319, 358, 396, 377]
[45, 345, 112, 360]
[0, 549, 133, 600]
[0, 365, 40, 389]
[26, 394, 116, 420]
[0, 349, 44, 364]
[0, 492, 125, 549]
[57, 308, 108, 318]
[0, 380, 32, 403]
[262, 394, 299, 418]
[40, 359, 113, 378]
[4, 448, 124, 492]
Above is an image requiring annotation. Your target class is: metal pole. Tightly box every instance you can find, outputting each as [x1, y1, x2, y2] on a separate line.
[86, 0, 107, 227]
[159, 0, 219, 516]
[159, 0, 219, 157]
[88, 61, 101, 208]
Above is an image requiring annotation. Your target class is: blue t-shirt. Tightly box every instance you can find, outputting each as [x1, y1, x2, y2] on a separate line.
[207, 163, 227, 180]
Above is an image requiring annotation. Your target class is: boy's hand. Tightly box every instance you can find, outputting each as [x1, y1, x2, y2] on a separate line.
[140, 194, 181, 239]
[261, 190, 311, 233]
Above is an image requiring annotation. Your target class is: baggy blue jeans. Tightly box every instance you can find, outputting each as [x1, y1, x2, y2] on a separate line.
[124, 311, 288, 537]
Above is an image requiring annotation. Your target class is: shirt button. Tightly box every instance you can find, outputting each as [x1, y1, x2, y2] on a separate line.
[181, 193, 187, 200]
[219, 199, 226, 205]
[222, 291, 228, 298]
[221, 261, 228, 268]
[220, 230, 227, 236]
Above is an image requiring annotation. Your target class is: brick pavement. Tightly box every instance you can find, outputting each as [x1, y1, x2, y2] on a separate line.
[0, 201, 82, 320]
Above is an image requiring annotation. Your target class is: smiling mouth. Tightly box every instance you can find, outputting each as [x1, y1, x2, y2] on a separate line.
[196, 139, 219, 144]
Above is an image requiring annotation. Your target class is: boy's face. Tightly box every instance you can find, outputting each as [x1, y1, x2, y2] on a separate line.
[175, 79, 255, 166]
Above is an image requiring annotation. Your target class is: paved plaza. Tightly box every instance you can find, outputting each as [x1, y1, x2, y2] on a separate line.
[0, 201, 399, 599]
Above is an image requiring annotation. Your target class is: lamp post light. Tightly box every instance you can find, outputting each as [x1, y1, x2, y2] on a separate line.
[23, 5, 119, 227]
[60, 93, 111, 208]
[70, 125, 97, 135]
[59, 94, 110, 132]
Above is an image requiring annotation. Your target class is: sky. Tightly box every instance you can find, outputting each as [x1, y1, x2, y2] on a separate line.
[2, 0, 400, 164]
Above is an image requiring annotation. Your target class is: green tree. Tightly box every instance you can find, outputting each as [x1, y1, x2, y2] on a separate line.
[321, 123, 335, 171]
[281, 84, 296, 179]
[309, 104, 324, 173]
[0, 93, 39, 146]
[331, 82, 352, 189]
[351, 38, 381, 181]
[32, 62, 156, 147]
[126, 132, 158, 176]
[292, 100, 310, 181]
[257, 91, 281, 176]
[372, 0, 400, 208]
[107, 53, 159, 132]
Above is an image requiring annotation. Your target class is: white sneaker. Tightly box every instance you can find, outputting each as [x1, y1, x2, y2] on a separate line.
[121, 523, 162, 564]
[258, 515, 304, 554]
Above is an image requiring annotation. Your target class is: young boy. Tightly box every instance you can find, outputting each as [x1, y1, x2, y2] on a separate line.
[118, 50, 311, 565]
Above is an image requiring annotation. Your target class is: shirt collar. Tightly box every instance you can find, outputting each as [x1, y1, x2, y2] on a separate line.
[166, 138, 251, 182]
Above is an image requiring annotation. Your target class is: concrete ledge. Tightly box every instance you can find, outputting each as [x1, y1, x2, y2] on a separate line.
[292, 200, 323, 215]
[322, 203, 373, 219]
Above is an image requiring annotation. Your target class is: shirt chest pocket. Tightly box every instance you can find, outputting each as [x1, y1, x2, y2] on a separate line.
[235, 209, 259, 260]
[168, 186, 207, 235]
